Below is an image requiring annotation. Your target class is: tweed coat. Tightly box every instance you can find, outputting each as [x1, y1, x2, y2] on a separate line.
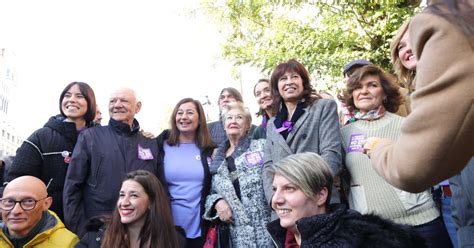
[262, 99, 342, 202]
[203, 137, 272, 247]
[371, 1, 474, 192]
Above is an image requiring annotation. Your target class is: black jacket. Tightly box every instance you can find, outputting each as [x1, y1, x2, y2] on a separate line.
[63, 118, 159, 236]
[267, 204, 426, 248]
[6, 115, 87, 221]
[156, 130, 215, 239]
[75, 217, 186, 248]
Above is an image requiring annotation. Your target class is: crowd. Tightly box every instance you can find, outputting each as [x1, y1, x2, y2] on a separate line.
[0, 0, 472, 247]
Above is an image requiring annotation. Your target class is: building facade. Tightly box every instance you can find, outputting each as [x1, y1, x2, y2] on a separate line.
[0, 48, 21, 158]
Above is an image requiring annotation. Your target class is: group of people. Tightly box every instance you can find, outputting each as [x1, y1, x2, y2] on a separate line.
[0, 0, 473, 247]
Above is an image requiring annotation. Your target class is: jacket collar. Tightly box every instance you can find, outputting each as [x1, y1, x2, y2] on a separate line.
[210, 134, 252, 173]
[109, 118, 140, 136]
[267, 204, 356, 246]
[44, 115, 79, 144]
[1, 210, 61, 247]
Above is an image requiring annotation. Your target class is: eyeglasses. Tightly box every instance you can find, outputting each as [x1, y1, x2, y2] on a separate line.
[0, 197, 49, 211]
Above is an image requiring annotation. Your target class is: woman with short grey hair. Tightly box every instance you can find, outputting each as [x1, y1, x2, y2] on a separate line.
[267, 152, 426, 247]
[203, 102, 272, 247]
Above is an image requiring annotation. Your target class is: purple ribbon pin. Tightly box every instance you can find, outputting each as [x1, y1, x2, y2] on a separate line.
[276, 121, 293, 133]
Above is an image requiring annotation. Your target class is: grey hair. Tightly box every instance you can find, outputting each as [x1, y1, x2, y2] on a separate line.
[269, 152, 333, 206]
[220, 102, 252, 129]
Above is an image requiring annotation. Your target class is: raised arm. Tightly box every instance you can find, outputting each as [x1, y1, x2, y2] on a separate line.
[371, 12, 474, 192]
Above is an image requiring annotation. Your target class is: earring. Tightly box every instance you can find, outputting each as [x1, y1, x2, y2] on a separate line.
[383, 97, 387, 103]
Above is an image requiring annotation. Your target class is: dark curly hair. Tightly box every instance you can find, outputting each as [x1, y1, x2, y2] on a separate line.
[341, 65, 403, 113]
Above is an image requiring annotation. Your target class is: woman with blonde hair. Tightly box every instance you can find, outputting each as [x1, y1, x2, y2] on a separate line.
[267, 152, 425, 247]
[390, 21, 416, 92]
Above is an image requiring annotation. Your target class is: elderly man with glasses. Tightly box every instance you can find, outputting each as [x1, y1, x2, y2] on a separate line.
[0, 176, 78, 247]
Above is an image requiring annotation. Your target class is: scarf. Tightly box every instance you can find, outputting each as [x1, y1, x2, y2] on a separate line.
[351, 105, 385, 122]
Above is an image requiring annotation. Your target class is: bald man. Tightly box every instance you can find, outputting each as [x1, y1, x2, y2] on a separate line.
[63, 88, 158, 236]
[0, 176, 78, 247]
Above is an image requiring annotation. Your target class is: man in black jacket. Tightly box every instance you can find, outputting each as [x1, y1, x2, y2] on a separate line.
[63, 88, 158, 236]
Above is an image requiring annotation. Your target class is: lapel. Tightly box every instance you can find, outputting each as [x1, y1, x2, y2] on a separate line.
[286, 105, 311, 145]
[268, 120, 293, 154]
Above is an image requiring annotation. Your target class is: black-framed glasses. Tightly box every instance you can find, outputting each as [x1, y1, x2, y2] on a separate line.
[0, 197, 49, 211]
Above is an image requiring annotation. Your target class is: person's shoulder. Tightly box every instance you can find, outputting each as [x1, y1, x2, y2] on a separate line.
[80, 125, 112, 137]
[48, 224, 80, 247]
[341, 213, 426, 247]
[250, 138, 266, 149]
[314, 98, 337, 106]
[208, 121, 219, 127]
[308, 99, 338, 113]
[156, 129, 170, 144]
[384, 112, 405, 124]
[340, 122, 356, 135]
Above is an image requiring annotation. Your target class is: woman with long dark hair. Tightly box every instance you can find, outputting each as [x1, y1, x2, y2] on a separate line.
[155, 98, 215, 247]
[77, 170, 181, 248]
[6, 82, 96, 220]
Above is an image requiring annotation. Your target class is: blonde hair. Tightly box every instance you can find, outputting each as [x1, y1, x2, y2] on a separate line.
[269, 152, 333, 206]
[221, 102, 252, 129]
[390, 21, 416, 91]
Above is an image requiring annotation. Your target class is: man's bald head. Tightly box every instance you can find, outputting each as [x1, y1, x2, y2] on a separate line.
[108, 87, 142, 127]
[2, 176, 52, 238]
[4, 176, 48, 198]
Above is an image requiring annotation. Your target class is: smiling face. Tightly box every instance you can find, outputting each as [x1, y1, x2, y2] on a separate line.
[254, 81, 274, 112]
[61, 84, 88, 122]
[277, 71, 304, 104]
[117, 180, 150, 227]
[271, 174, 325, 234]
[109, 88, 141, 127]
[352, 75, 386, 114]
[175, 102, 199, 135]
[1, 176, 51, 238]
[224, 108, 249, 139]
[398, 31, 417, 70]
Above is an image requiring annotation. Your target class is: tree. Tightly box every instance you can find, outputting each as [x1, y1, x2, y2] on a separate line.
[199, 0, 421, 90]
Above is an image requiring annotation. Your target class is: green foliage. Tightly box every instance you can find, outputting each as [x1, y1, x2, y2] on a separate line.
[199, 0, 421, 90]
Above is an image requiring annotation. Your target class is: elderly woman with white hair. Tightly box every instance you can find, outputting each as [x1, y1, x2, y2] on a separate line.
[267, 152, 426, 247]
[203, 102, 272, 247]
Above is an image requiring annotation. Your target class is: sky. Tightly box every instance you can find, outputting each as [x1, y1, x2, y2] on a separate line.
[0, 0, 263, 139]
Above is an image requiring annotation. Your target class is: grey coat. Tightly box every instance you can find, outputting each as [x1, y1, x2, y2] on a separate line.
[263, 99, 342, 203]
[204, 138, 272, 247]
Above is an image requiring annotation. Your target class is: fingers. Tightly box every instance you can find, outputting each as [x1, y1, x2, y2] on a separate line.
[215, 199, 233, 224]
[363, 137, 380, 158]
[219, 212, 234, 224]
